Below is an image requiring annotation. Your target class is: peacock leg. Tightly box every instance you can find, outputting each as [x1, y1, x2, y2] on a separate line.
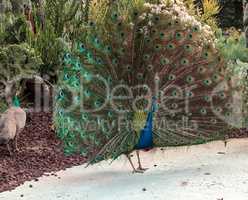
[6, 143, 13, 156]
[126, 154, 144, 173]
[136, 150, 148, 171]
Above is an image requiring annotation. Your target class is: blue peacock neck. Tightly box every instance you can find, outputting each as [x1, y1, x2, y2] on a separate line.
[135, 97, 156, 150]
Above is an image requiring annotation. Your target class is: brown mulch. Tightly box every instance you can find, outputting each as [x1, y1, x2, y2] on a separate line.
[0, 112, 87, 193]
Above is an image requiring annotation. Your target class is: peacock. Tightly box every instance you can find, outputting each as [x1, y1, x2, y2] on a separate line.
[54, 0, 242, 173]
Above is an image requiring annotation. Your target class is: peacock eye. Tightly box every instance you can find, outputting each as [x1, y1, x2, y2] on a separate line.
[119, 48, 125, 54]
[181, 58, 189, 65]
[204, 96, 212, 102]
[167, 43, 175, 50]
[168, 74, 176, 81]
[172, 90, 178, 97]
[133, 11, 138, 16]
[160, 57, 170, 65]
[94, 37, 100, 44]
[108, 111, 113, 118]
[171, 103, 178, 109]
[120, 32, 125, 37]
[84, 90, 91, 98]
[112, 12, 118, 20]
[147, 64, 153, 71]
[145, 38, 151, 43]
[225, 103, 232, 108]
[203, 79, 212, 86]
[204, 52, 209, 58]
[112, 58, 118, 65]
[89, 21, 95, 26]
[126, 65, 131, 71]
[186, 91, 193, 97]
[82, 114, 89, 121]
[200, 108, 207, 115]
[155, 16, 160, 21]
[211, 118, 217, 124]
[225, 112, 231, 117]
[193, 26, 199, 32]
[59, 91, 64, 98]
[64, 53, 71, 61]
[188, 33, 193, 39]
[94, 100, 102, 108]
[143, 54, 150, 61]
[219, 92, 226, 99]
[186, 76, 194, 83]
[198, 66, 206, 74]
[58, 109, 64, 116]
[160, 32, 165, 38]
[64, 74, 69, 80]
[137, 73, 143, 79]
[96, 57, 103, 65]
[215, 107, 222, 113]
[155, 44, 161, 50]
[175, 32, 182, 39]
[213, 74, 219, 81]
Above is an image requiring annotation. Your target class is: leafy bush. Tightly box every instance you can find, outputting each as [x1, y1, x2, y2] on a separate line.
[216, 28, 248, 62]
[216, 28, 248, 125]
[29, 22, 69, 80]
[0, 43, 42, 104]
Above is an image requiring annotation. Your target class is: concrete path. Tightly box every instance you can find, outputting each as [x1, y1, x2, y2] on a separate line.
[1, 139, 248, 200]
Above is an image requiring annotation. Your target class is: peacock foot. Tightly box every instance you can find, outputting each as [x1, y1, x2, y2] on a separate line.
[132, 169, 145, 174]
[137, 167, 148, 172]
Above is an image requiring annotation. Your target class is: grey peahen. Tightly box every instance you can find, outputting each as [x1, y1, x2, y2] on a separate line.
[0, 96, 26, 156]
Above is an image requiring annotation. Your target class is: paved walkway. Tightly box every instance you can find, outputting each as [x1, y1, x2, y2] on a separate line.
[1, 139, 248, 200]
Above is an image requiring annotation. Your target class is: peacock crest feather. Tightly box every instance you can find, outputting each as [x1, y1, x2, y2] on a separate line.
[54, 0, 242, 168]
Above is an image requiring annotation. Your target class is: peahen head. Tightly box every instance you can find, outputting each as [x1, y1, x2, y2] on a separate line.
[12, 96, 20, 107]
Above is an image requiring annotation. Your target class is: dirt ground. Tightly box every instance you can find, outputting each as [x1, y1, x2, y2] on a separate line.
[0, 112, 86, 193]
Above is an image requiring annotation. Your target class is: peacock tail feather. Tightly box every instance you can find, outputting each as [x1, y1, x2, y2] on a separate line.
[54, 0, 242, 164]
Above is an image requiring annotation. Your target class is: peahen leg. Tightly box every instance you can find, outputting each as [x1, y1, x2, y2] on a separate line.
[14, 128, 22, 152]
[126, 154, 144, 173]
[136, 150, 148, 171]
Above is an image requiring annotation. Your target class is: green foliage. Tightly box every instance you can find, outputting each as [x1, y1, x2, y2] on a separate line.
[216, 28, 248, 125]
[183, 0, 220, 32]
[0, 10, 30, 45]
[0, 43, 42, 96]
[29, 22, 69, 79]
[0, 43, 42, 104]
[216, 29, 248, 63]
[0, 100, 8, 113]
[45, 0, 81, 36]
[0, 43, 42, 82]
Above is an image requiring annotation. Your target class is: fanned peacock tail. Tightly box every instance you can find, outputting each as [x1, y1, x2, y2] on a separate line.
[54, 0, 242, 164]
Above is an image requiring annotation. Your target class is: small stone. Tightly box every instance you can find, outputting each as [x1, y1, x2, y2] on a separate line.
[154, 164, 157, 167]
[142, 188, 147, 192]
[29, 184, 33, 188]
[20, 194, 24, 197]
